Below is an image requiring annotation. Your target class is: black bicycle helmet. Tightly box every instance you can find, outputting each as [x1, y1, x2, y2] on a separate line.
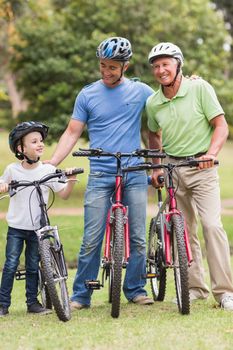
[96, 37, 133, 62]
[9, 121, 49, 160]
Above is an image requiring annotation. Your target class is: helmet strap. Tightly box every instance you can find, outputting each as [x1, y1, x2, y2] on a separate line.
[24, 154, 40, 164]
[17, 141, 40, 164]
[163, 60, 181, 87]
[111, 62, 125, 85]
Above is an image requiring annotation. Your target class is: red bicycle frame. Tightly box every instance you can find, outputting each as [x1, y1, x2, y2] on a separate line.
[104, 168, 130, 265]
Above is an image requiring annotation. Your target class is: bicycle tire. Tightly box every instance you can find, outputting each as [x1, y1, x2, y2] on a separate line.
[148, 218, 166, 301]
[111, 208, 124, 318]
[38, 266, 52, 309]
[171, 214, 190, 315]
[39, 238, 71, 322]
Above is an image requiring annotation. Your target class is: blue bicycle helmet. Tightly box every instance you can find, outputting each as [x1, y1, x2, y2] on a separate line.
[96, 37, 133, 62]
[9, 121, 49, 160]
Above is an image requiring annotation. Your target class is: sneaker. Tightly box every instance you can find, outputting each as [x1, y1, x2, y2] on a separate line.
[27, 301, 52, 315]
[220, 296, 233, 311]
[70, 301, 90, 311]
[0, 305, 9, 317]
[132, 295, 154, 305]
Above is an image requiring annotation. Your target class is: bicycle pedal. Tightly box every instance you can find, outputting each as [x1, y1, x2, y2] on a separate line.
[144, 273, 158, 279]
[85, 280, 103, 290]
[15, 270, 26, 280]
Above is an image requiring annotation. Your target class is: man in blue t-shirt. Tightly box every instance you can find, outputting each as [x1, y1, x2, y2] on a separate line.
[49, 37, 155, 309]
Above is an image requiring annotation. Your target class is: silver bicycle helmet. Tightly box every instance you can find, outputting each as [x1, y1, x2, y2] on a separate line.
[9, 121, 49, 160]
[96, 37, 133, 62]
[148, 42, 184, 65]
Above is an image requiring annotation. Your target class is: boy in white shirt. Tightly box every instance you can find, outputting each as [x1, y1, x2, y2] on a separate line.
[0, 121, 77, 317]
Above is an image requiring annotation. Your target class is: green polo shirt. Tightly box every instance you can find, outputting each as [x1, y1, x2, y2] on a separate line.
[146, 77, 224, 157]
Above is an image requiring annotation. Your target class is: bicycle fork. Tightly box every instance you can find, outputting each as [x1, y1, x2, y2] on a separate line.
[36, 225, 68, 279]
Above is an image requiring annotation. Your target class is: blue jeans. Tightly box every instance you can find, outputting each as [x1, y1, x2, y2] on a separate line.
[71, 171, 148, 306]
[0, 227, 40, 308]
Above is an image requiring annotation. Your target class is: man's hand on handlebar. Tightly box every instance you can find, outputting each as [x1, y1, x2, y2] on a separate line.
[64, 167, 79, 181]
[151, 169, 165, 188]
[197, 154, 216, 170]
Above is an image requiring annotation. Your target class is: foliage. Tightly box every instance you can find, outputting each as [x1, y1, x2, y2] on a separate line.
[6, 0, 233, 141]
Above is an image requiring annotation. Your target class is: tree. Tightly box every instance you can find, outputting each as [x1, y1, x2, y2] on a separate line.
[9, 0, 233, 142]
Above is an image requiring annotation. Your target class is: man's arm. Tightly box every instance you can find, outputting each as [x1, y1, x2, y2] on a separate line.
[148, 130, 164, 187]
[149, 130, 163, 164]
[199, 114, 228, 169]
[50, 119, 85, 166]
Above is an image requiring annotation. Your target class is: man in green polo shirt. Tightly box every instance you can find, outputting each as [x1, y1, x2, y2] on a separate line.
[146, 42, 233, 311]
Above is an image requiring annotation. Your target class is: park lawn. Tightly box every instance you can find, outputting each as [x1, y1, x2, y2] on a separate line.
[0, 267, 233, 350]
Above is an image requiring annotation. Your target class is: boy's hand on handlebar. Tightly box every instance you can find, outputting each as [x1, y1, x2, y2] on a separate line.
[65, 167, 78, 180]
[151, 169, 164, 188]
[0, 182, 9, 193]
[197, 154, 216, 169]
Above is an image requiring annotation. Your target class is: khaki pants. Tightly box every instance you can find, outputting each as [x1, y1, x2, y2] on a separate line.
[167, 158, 233, 303]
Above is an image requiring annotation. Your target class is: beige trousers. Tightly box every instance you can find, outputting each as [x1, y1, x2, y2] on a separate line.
[167, 158, 233, 303]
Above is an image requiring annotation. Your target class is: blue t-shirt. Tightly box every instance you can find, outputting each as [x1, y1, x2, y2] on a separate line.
[72, 78, 154, 172]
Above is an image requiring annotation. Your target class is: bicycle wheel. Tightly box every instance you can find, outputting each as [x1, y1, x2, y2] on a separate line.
[111, 207, 124, 318]
[39, 237, 71, 322]
[171, 214, 190, 315]
[38, 265, 52, 309]
[148, 218, 166, 301]
[108, 266, 113, 304]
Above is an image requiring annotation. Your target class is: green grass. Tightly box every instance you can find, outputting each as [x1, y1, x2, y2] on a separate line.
[1, 214, 233, 269]
[1, 266, 233, 350]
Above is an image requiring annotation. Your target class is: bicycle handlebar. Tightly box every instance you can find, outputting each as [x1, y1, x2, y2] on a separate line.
[72, 148, 166, 159]
[123, 159, 219, 172]
[8, 168, 84, 196]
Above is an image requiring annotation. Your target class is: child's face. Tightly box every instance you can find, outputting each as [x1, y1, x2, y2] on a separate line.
[20, 131, 45, 160]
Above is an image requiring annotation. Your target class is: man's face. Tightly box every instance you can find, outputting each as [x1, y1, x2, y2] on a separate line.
[99, 59, 128, 87]
[151, 57, 178, 85]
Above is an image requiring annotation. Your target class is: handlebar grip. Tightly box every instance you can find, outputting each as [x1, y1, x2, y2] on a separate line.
[64, 168, 84, 176]
[147, 152, 166, 158]
[122, 166, 140, 172]
[72, 151, 92, 157]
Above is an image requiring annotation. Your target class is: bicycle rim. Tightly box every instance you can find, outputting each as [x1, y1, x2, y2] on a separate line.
[39, 238, 71, 322]
[108, 267, 113, 304]
[148, 218, 166, 301]
[171, 215, 190, 315]
[111, 208, 124, 318]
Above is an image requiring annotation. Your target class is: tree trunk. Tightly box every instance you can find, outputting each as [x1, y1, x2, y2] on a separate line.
[4, 72, 28, 118]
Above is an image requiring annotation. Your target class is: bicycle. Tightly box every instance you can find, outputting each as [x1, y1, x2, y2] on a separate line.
[72, 148, 166, 318]
[123, 157, 218, 315]
[4, 168, 84, 321]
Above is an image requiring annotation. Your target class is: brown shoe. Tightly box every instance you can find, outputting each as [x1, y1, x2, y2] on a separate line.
[132, 295, 154, 305]
[70, 301, 90, 311]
